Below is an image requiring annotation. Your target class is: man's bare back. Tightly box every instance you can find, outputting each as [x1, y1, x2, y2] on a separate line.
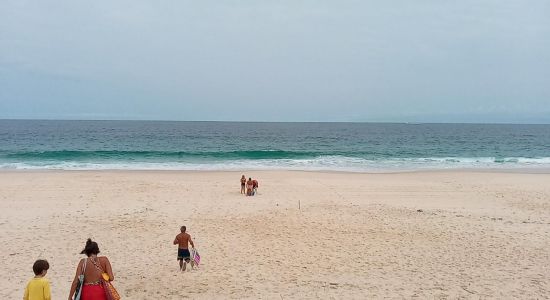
[174, 232, 193, 249]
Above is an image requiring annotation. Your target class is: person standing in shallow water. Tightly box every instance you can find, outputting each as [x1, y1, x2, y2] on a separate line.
[173, 226, 195, 271]
[68, 239, 114, 300]
[240, 175, 246, 194]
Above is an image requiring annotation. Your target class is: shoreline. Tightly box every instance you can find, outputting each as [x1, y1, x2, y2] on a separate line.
[1, 167, 550, 174]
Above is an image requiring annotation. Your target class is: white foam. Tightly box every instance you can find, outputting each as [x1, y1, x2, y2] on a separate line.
[2, 156, 550, 172]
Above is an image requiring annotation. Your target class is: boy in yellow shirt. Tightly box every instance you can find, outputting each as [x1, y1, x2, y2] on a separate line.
[23, 259, 51, 300]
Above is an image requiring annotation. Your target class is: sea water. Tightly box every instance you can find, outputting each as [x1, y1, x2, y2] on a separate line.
[1, 120, 549, 172]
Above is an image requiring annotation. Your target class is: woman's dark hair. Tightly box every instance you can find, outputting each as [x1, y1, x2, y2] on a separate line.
[33, 259, 49, 275]
[80, 238, 100, 256]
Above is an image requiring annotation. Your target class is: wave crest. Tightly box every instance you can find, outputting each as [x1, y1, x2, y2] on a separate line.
[1, 155, 550, 171]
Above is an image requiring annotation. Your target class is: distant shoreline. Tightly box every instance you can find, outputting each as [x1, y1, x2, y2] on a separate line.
[1, 168, 550, 175]
[2, 118, 550, 125]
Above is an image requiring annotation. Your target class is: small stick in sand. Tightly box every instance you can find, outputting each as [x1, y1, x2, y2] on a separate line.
[461, 286, 475, 294]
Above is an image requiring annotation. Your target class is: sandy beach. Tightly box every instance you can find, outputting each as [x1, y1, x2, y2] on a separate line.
[1, 170, 549, 299]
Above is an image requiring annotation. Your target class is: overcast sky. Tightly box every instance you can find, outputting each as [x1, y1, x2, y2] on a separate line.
[1, 1, 549, 123]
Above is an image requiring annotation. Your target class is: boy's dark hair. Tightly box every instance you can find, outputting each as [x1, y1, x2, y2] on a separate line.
[33, 259, 49, 275]
[80, 238, 100, 256]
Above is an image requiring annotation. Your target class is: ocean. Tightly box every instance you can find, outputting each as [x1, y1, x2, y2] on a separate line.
[1, 120, 549, 172]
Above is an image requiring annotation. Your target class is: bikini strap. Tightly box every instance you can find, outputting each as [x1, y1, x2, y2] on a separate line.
[80, 258, 87, 278]
[90, 256, 104, 273]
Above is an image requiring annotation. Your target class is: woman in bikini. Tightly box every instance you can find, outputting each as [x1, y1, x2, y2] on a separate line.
[68, 239, 115, 300]
[240, 175, 246, 194]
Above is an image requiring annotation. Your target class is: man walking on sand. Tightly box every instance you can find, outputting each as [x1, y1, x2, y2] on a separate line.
[173, 226, 195, 271]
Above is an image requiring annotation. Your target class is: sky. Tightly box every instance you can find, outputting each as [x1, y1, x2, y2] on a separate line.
[1, 1, 549, 123]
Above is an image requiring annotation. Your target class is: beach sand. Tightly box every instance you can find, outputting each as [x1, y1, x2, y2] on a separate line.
[1, 170, 549, 299]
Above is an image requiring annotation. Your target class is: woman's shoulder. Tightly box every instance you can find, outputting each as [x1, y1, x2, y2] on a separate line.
[99, 256, 110, 262]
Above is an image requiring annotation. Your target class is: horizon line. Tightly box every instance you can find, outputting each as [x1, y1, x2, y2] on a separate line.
[1, 118, 549, 126]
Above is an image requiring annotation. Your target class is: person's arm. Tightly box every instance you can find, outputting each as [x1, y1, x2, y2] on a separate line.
[173, 236, 179, 245]
[189, 235, 195, 248]
[44, 280, 51, 300]
[68, 260, 82, 300]
[103, 257, 115, 281]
